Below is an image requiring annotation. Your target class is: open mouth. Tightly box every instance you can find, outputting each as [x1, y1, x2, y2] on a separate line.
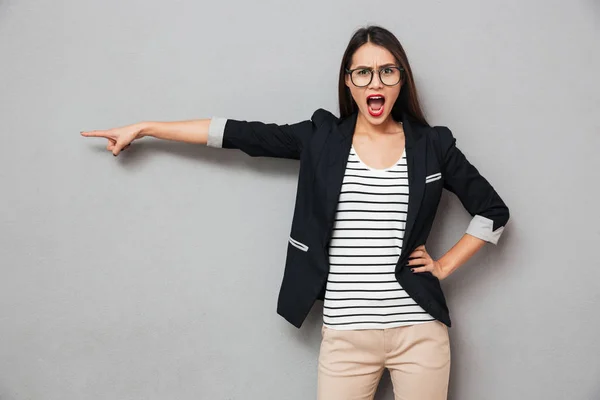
[367, 95, 385, 117]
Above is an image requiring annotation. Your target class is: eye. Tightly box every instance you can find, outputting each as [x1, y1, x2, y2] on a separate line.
[357, 69, 371, 75]
[382, 67, 394, 75]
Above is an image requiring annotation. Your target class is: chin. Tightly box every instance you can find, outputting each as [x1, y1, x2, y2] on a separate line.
[361, 109, 391, 124]
[368, 117, 387, 125]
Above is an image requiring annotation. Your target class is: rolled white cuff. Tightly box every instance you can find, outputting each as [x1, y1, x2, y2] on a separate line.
[466, 215, 505, 245]
[207, 117, 227, 148]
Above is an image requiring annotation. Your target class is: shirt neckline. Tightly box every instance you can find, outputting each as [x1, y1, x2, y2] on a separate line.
[351, 145, 406, 173]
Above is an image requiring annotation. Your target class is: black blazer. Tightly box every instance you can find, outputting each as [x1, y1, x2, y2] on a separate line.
[209, 109, 509, 328]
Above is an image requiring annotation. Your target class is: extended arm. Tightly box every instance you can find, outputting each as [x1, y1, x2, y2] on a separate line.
[81, 109, 335, 159]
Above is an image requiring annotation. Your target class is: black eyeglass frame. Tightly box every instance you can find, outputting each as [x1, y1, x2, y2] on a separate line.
[344, 66, 405, 87]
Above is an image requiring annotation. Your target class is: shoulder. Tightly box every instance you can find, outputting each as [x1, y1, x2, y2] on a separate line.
[310, 108, 339, 128]
[428, 125, 457, 153]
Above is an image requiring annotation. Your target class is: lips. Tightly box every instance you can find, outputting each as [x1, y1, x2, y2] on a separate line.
[367, 94, 385, 117]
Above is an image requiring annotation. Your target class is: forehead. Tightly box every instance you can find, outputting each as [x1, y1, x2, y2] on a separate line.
[350, 42, 396, 67]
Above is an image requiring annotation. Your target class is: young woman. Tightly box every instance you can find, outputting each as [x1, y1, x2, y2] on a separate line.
[82, 25, 509, 400]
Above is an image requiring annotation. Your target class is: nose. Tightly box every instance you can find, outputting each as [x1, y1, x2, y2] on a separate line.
[368, 71, 384, 89]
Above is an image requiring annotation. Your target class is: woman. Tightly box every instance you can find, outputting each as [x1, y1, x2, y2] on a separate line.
[82, 25, 509, 400]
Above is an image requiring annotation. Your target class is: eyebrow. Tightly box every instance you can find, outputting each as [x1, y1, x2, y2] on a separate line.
[352, 63, 398, 69]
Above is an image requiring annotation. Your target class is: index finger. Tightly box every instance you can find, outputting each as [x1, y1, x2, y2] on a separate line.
[80, 130, 113, 139]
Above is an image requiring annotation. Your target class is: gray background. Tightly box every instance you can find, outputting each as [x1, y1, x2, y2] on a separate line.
[1, 0, 599, 399]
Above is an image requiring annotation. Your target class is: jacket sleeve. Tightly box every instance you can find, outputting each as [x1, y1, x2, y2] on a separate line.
[206, 108, 335, 160]
[435, 126, 510, 245]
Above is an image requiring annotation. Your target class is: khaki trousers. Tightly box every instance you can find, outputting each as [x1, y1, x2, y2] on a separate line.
[317, 321, 451, 400]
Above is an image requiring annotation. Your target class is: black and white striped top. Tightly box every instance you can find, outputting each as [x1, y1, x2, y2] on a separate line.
[323, 145, 436, 330]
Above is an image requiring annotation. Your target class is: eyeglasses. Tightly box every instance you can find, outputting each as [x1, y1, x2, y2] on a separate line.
[345, 66, 404, 87]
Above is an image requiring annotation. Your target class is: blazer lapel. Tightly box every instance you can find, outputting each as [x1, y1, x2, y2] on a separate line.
[401, 115, 427, 262]
[324, 112, 357, 233]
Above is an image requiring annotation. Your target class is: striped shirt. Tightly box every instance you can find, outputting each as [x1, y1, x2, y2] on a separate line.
[323, 145, 436, 330]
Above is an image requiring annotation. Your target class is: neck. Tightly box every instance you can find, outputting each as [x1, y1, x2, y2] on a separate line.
[355, 112, 403, 137]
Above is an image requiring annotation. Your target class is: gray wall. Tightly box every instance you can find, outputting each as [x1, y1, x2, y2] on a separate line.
[1, 0, 599, 399]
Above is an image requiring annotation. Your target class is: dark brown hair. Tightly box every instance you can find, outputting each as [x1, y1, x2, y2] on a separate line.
[338, 25, 429, 126]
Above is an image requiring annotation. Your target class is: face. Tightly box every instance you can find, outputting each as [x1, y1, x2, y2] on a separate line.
[345, 42, 403, 125]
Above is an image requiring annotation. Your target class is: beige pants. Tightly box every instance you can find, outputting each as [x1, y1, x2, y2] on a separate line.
[317, 321, 451, 400]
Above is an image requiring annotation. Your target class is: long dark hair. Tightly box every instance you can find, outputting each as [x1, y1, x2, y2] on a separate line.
[338, 25, 429, 126]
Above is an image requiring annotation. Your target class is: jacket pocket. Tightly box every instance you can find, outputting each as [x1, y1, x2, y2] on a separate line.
[425, 172, 442, 183]
[288, 236, 309, 252]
